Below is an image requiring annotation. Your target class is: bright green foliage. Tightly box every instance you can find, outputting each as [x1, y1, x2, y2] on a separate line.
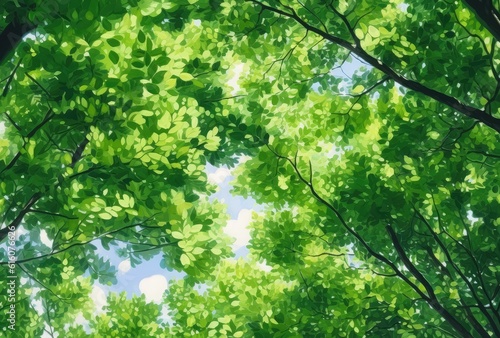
[222, 0, 500, 336]
[86, 293, 166, 337]
[167, 255, 427, 337]
[1, 0, 500, 337]
[0, 3, 237, 270]
[0, 1, 245, 335]
[166, 259, 297, 338]
[41, 291, 169, 337]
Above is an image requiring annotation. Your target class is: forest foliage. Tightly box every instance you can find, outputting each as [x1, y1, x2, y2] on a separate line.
[1, 0, 500, 337]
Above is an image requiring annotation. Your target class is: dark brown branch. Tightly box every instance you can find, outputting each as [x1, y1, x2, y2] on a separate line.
[17, 264, 70, 302]
[4, 112, 22, 132]
[0, 20, 37, 64]
[25, 72, 53, 100]
[424, 245, 452, 278]
[28, 209, 77, 220]
[460, 299, 493, 337]
[327, 1, 361, 46]
[444, 212, 500, 324]
[269, 145, 428, 299]
[0, 132, 88, 243]
[416, 207, 499, 336]
[298, 269, 328, 316]
[2, 58, 22, 97]
[386, 224, 476, 338]
[350, 76, 390, 97]
[130, 241, 179, 253]
[266, 145, 474, 337]
[250, 0, 500, 133]
[462, 0, 500, 42]
[431, 199, 499, 326]
[0, 217, 161, 265]
[385, 225, 437, 300]
[68, 165, 103, 180]
[0, 109, 54, 175]
[0, 192, 42, 241]
[26, 109, 54, 139]
[286, 246, 343, 258]
[70, 137, 89, 168]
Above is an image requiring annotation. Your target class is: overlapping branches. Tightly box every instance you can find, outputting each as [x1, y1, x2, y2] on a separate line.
[265, 144, 499, 337]
[248, 0, 500, 133]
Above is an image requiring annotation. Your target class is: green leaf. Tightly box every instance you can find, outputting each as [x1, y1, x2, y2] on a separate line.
[109, 51, 119, 64]
[107, 38, 121, 47]
[211, 61, 221, 71]
[152, 71, 167, 84]
[180, 254, 190, 266]
[145, 83, 160, 94]
[138, 30, 146, 43]
[178, 73, 193, 81]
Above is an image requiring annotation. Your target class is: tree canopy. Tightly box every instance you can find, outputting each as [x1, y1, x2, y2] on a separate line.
[1, 0, 500, 337]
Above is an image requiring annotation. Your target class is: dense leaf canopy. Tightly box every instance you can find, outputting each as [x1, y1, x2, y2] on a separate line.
[1, 0, 500, 337]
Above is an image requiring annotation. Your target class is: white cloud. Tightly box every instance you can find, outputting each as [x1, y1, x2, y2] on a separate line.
[71, 312, 91, 334]
[74, 313, 88, 326]
[257, 260, 272, 272]
[31, 298, 43, 314]
[207, 168, 231, 185]
[139, 275, 168, 303]
[15, 225, 29, 239]
[40, 230, 53, 248]
[224, 209, 253, 251]
[237, 155, 251, 164]
[91, 285, 107, 313]
[118, 259, 131, 274]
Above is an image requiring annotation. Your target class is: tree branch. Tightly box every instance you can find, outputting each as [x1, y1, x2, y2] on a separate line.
[415, 207, 499, 336]
[0, 131, 88, 242]
[462, 0, 500, 42]
[0, 192, 42, 241]
[266, 145, 475, 337]
[2, 58, 22, 97]
[0, 20, 37, 64]
[249, 0, 500, 133]
[0, 108, 55, 176]
[385, 224, 477, 337]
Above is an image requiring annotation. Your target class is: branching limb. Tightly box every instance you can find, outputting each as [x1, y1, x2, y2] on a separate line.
[415, 205, 500, 336]
[462, 0, 500, 42]
[327, 0, 360, 47]
[2, 58, 22, 97]
[249, 0, 500, 133]
[28, 209, 77, 220]
[298, 268, 329, 316]
[0, 214, 173, 265]
[0, 192, 42, 241]
[0, 108, 55, 175]
[266, 144, 475, 337]
[17, 264, 70, 303]
[0, 20, 36, 64]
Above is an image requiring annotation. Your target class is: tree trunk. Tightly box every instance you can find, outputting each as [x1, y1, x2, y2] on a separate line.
[0, 19, 36, 64]
[463, 0, 500, 42]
